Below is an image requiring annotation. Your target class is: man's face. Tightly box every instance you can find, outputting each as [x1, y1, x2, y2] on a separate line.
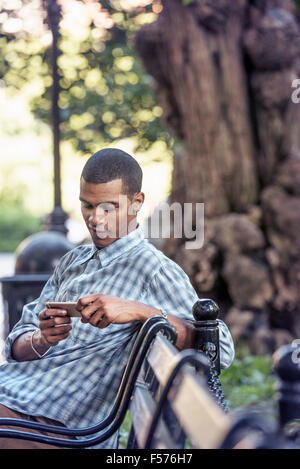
[80, 177, 144, 249]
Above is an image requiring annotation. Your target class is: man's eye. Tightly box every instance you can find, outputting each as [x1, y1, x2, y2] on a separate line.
[99, 204, 116, 212]
[83, 203, 93, 209]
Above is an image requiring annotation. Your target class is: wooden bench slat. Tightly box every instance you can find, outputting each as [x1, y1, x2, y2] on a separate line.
[129, 385, 154, 448]
[132, 333, 231, 449]
[171, 371, 231, 449]
[146, 334, 179, 387]
[130, 384, 177, 449]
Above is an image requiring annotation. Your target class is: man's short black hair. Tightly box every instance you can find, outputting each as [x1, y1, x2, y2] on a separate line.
[81, 148, 143, 197]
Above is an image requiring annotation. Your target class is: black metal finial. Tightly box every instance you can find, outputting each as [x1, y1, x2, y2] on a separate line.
[273, 344, 300, 382]
[273, 343, 300, 427]
[192, 298, 228, 409]
[192, 299, 220, 322]
[192, 299, 221, 374]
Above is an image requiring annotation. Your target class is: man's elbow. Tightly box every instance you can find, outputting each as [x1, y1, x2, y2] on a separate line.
[218, 321, 235, 370]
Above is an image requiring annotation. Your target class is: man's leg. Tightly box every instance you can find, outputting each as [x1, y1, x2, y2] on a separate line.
[0, 403, 75, 449]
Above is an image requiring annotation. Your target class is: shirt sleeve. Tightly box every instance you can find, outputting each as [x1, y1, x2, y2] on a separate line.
[4, 250, 72, 362]
[144, 261, 235, 369]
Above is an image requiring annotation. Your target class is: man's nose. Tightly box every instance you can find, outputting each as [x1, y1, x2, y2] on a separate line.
[89, 207, 106, 225]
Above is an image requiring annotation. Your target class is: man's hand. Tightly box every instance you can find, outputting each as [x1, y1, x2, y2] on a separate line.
[76, 294, 194, 350]
[38, 308, 72, 345]
[11, 308, 73, 362]
[76, 294, 155, 329]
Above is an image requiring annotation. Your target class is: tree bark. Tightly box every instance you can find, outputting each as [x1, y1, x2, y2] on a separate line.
[136, 0, 300, 353]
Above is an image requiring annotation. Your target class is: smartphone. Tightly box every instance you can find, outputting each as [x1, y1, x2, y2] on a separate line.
[46, 301, 81, 318]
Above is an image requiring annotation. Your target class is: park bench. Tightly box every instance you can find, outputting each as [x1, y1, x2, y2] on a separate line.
[0, 299, 229, 448]
[126, 327, 229, 449]
[0, 299, 299, 449]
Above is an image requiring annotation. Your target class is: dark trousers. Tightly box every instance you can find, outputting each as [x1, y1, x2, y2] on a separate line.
[0, 403, 75, 449]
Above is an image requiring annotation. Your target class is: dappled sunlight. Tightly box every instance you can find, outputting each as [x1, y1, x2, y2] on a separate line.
[0, 85, 172, 247]
[0, 0, 170, 254]
[0, 0, 170, 157]
[0, 88, 53, 216]
[60, 0, 114, 38]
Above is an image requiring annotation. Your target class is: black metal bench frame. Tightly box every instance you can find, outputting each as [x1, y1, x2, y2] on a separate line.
[0, 298, 227, 448]
[0, 315, 178, 447]
[126, 340, 215, 449]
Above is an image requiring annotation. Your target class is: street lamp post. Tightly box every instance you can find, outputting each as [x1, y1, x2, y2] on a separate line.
[0, 0, 75, 333]
[46, 0, 68, 233]
[13, 0, 75, 275]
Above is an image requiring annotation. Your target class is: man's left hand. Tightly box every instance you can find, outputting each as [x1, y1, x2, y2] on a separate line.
[76, 294, 156, 328]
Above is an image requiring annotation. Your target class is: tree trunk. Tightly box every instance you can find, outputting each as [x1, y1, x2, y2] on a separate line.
[136, 0, 300, 353]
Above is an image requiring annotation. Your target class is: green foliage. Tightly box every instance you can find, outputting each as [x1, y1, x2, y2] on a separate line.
[119, 410, 132, 448]
[0, 1, 172, 157]
[220, 354, 277, 412]
[0, 200, 41, 252]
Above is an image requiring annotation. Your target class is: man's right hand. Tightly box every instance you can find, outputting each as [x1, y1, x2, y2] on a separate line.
[38, 308, 72, 346]
[11, 309, 72, 362]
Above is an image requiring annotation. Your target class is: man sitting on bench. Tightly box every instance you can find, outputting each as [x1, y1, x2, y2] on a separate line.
[0, 148, 234, 449]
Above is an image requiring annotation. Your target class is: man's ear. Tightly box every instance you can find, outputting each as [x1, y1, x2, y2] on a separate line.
[130, 192, 145, 214]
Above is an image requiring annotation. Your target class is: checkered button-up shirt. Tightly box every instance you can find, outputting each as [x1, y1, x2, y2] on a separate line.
[0, 225, 234, 448]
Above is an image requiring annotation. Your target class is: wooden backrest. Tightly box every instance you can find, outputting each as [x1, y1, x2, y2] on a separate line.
[128, 332, 231, 449]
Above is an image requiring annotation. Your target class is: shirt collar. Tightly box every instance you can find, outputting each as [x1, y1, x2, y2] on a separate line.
[78, 224, 145, 267]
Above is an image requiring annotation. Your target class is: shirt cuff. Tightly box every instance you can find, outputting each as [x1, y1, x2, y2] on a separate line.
[5, 327, 38, 363]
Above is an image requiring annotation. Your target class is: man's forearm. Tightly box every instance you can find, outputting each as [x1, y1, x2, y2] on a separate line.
[137, 304, 195, 350]
[165, 313, 195, 349]
[11, 330, 51, 362]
